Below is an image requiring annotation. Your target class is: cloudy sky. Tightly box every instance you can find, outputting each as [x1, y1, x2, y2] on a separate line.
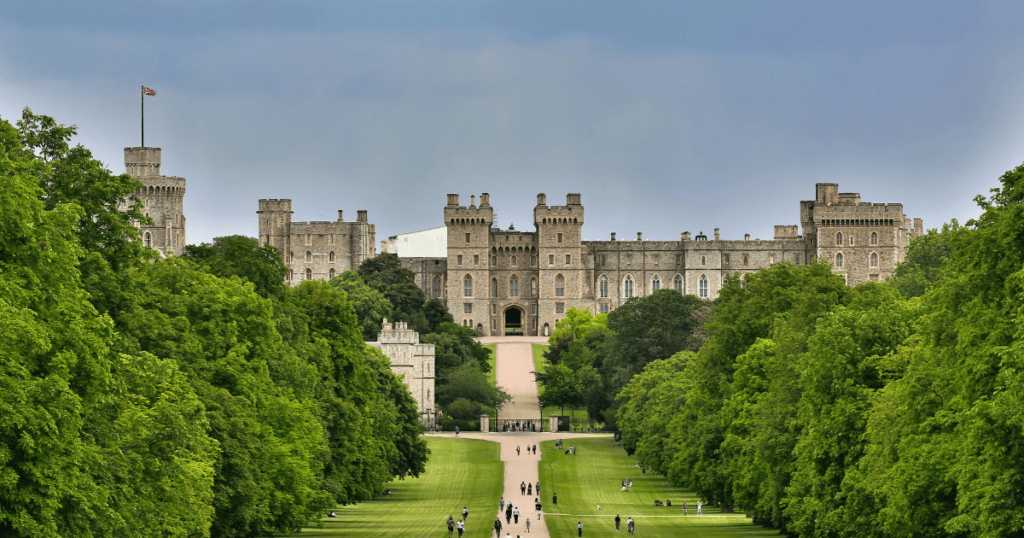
[2, 1, 1022, 245]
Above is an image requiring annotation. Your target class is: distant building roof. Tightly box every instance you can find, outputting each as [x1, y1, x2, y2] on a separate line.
[381, 226, 447, 258]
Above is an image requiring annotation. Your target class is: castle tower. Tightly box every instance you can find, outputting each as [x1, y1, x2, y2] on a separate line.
[444, 194, 494, 332]
[376, 319, 436, 420]
[126, 147, 186, 256]
[257, 199, 293, 257]
[533, 193, 586, 336]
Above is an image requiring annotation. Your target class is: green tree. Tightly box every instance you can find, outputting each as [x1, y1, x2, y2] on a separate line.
[184, 235, 288, 299]
[328, 271, 393, 340]
[887, 223, 958, 299]
[357, 253, 428, 333]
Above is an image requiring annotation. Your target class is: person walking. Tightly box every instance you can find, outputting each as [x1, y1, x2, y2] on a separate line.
[463, 507, 469, 521]
[527, 483, 532, 496]
[552, 492, 558, 506]
[517, 445, 521, 456]
[683, 500, 688, 515]
[627, 517, 635, 535]
[520, 481, 526, 495]
[513, 507, 519, 524]
[505, 504, 512, 525]
[697, 500, 703, 516]
[493, 517, 502, 537]
[525, 518, 531, 533]
[457, 518, 465, 538]
[577, 521, 584, 537]
[536, 481, 540, 496]
[500, 497, 505, 511]
[447, 515, 455, 538]
[615, 514, 621, 532]
[534, 497, 543, 520]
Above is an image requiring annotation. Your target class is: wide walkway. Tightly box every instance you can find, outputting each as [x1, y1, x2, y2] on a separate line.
[460, 339, 609, 538]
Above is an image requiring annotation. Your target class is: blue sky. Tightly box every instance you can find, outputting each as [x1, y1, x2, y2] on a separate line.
[2, 1, 1022, 244]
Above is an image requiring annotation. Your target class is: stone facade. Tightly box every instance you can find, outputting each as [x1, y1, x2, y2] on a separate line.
[256, 200, 376, 285]
[408, 184, 920, 336]
[367, 319, 436, 421]
[125, 147, 186, 256]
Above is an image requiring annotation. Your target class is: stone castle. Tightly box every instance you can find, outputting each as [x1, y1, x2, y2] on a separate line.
[125, 147, 187, 256]
[366, 320, 436, 419]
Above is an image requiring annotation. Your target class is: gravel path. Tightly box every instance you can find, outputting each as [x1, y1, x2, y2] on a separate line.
[459, 340, 610, 538]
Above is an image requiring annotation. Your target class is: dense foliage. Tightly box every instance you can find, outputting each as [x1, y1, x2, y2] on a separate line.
[614, 162, 1024, 537]
[0, 109, 427, 538]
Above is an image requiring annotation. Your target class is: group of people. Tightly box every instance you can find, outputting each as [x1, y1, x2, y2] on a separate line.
[490, 496, 541, 537]
[503, 420, 536, 432]
[515, 444, 537, 456]
[613, 515, 637, 534]
[445, 513, 467, 538]
[620, 478, 633, 491]
[519, 480, 539, 496]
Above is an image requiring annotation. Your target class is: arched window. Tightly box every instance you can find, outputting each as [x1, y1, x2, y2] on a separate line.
[699, 275, 708, 298]
[743, 255, 749, 266]
[464, 276, 473, 297]
[531, 278, 537, 297]
[555, 275, 564, 297]
[531, 255, 536, 266]
[652, 276, 661, 291]
[329, 268, 335, 279]
[511, 255, 517, 266]
[329, 251, 335, 262]
[305, 251, 312, 262]
[701, 255, 706, 266]
[491, 278, 498, 297]
[871, 232, 878, 245]
[433, 276, 442, 298]
[599, 275, 608, 298]
[674, 275, 682, 293]
[305, 268, 312, 280]
[870, 252, 878, 267]
[624, 275, 634, 298]
[836, 232, 843, 246]
[510, 276, 518, 297]
[835, 253, 844, 267]
[143, 232, 151, 247]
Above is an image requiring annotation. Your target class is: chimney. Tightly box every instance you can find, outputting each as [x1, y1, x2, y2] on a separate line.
[537, 193, 547, 206]
[682, 231, 691, 241]
[714, 228, 720, 241]
[744, 233, 750, 241]
[611, 232, 617, 241]
[357, 210, 368, 222]
[447, 194, 460, 206]
[637, 232, 643, 241]
[337, 210, 344, 222]
[480, 193, 490, 207]
[470, 195, 476, 207]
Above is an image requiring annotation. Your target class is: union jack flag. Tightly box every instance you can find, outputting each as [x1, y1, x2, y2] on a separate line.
[142, 86, 156, 96]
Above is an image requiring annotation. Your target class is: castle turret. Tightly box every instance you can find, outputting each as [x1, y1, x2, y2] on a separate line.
[126, 147, 186, 256]
[444, 194, 494, 332]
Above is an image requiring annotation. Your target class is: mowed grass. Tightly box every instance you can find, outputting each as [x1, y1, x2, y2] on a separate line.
[539, 438, 780, 537]
[283, 438, 502, 538]
[483, 344, 497, 388]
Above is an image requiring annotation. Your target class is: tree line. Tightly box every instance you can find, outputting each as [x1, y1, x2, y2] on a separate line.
[614, 163, 1024, 537]
[0, 109, 428, 538]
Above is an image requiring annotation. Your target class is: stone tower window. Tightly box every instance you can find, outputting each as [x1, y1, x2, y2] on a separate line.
[871, 232, 878, 245]
[305, 251, 312, 262]
[652, 276, 661, 291]
[555, 275, 564, 297]
[306, 234, 312, 246]
[602, 255, 607, 266]
[850, 235, 855, 246]
[796, 254, 802, 264]
[835, 253, 844, 267]
[624, 275, 634, 298]
[512, 255, 517, 266]
[305, 268, 312, 280]
[871, 252, 878, 267]
[466, 232, 471, 244]
[836, 232, 843, 246]
[329, 234, 334, 244]
[557, 233, 563, 244]
[329, 268, 335, 279]
[457, 255, 463, 265]
[464, 276, 473, 297]
[565, 254, 571, 264]
[531, 278, 538, 297]
[699, 275, 708, 298]
[674, 275, 682, 293]
[549, 254, 554, 265]
[532, 256, 537, 266]
[474, 255, 479, 265]
[143, 232, 151, 248]
[701, 255, 706, 266]
[491, 278, 498, 297]
[510, 276, 518, 297]
[599, 275, 608, 298]
[492, 256, 497, 265]
[329, 251, 335, 262]
[743, 255, 749, 266]
[464, 303, 472, 314]
[433, 276, 442, 298]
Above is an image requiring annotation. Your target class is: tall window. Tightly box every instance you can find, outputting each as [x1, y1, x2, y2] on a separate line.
[531, 278, 537, 297]
[556, 303, 564, 314]
[652, 276, 661, 291]
[464, 304, 472, 314]
[549, 254, 554, 265]
[557, 233, 563, 243]
[329, 268, 335, 279]
[433, 276, 442, 298]
[600, 304, 609, 314]
[329, 251, 335, 262]
[850, 235, 855, 246]
[474, 255, 479, 265]
[531, 256, 536, 266]
[491, 278, 498, 297]
[465, 232, 471, 243]
[624, 275, 634, 298]
[836, 232, 843, 245]
[143, 232, 151, 247]
[457, 255, 463, 265]
[701, 255, 706, 266]
[511, 255, 517, 266]
[674, 275, 682, 293]
[835, 253, 844, 267]
[871, 252, 878, 267]
[510, 276, 518, 297]
[305, 268, 312, 280]
[599, 275, 608, 298]
[464, 276, 473, 297]
[796, 254, 802, 264]
[871, 232, 878, 245]
[699, 275, 708, 298]
[743, 255, 749, 266]
[555, 275, 564, 297]
[724, 254, 730, 265]
[565, 254, 571, 265]
[305, 251, 312, 262]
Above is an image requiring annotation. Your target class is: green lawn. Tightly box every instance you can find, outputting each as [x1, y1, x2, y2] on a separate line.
[539, 438, 780, 537]
[284, 438, 503, 538]
[483, 344, 497, 388]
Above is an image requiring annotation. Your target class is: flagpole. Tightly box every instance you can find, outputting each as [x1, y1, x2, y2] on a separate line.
[141, 85, 144, 147]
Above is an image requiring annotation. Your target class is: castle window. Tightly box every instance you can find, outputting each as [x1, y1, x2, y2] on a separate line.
[796, 254, 802, 264]
[654, 254, 660, 266]
[674, 275, 682, 293]
[306, 234, 311, 246]
[743, 255, 749, 266]
[464, 276, 473, 297]
[652, 276, 661, 291]
[305, 251, 312, 263]
[492, 304, 497, 315]
[555, 275, 564, 297]
[531, 278, 537, 297]
[510, 276, 518, 297]
[701, 255, 706, 266]
[532, 256, 537, 266]
[549, 254, 554, 265]
[557, 233, 563, 244]
[699, 275, 708, 298]
[601, 255, 607, 266]
[836, 232, 843, 246]
[835, 253, 844, 268]
[769, 255, 775, 265]
[433, 277, 442, 298]
[464, 303, 472, 314]
[288, 270, 293, 281]
[624, 275, 634, 298]
[492, 256, 497, 265]
[871, 252, 878, 267]
[305, 268, 312, 280]
[466, 232, 471, 244]
[556, 303, 564, 314]
[565, 254, 571, 265]
[871, 232, 878, 245]
[329, 251, 335, 262]
[329, 268, 335, 279]
[329, 234, 334, 244]
[491, 278, 498, 297]
[600, 304, 609, 314]
[850, 235, 855, 246]
[599, 275, 608, 298]
[143, 232, 151, 248]
[457, 255, 463, 265]
[512, 255, 517, 266]
[474, 255, 479, 265]
[724, 254, 730, 265]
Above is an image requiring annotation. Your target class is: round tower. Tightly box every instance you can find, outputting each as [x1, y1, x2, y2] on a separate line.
[126, 147, 187, 256]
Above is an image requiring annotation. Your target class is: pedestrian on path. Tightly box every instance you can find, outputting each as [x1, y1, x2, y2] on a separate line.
[577, 521, 584, 537]
[463, 507, 469, 521]
[517, 445, 521, 456]
[520, 481, 526, 495]
[457, 518, 465, 537]
[536, 481, 540, 496]
[501, 497, 505, 511]
[552, 492, 558, 506]
[513, 507, 519, 524]
[525, 518, 531, 533]
[615, 514, 621, 532]
[447, 516, 455, 538]
[533, 444, 537, 454]
[527, 483, 532, 496]
[535, 498, 542, 520]
[493, 517, 502, 537]
[627, 517, 635, 535]
[505, 504, 512, 525]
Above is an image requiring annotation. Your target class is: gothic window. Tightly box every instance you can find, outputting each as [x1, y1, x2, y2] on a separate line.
[329, 268, 335, 279]
[329, 251, 335, 262]
[329, 234, 334, 244]
[674, 275, 682, 293]
[510, 276, 518, 297]
[512, 255, 517, 266]
[701, 255, 706, 266]
[871, 252, 878, 267]
[835, 253, 844, 267]
[654, 254, 660, 266]
[699, 275, 708, 298]
[652, 276, 661, 291]
[143, 232, 151, 247]
[836, 232, 843, 246]
[531, 256, 536, 266]
[871, 232, 878, 245]
[624, 275, 634, 298]
[531, 304, 537, 314]
[491, 278, 498, 297]
[433, 276, 442, 298]
[305, 251, 312, 262]
[724, 254, 730, 265]
[555, 275, 564, 297]
[743, 255, 749, 266]
[531, 278, 538, 298]
[601, 255, 607, 265]
[599, 275, 608, 298]
[464, 276, 473, 297]
[305, 268, 312, 280]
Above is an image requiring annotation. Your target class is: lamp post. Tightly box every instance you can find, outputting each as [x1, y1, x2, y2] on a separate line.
[495, 403, 500, 433]
[539, 403, 544, 433]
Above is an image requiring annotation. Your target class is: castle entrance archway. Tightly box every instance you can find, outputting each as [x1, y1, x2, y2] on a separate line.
[503, 306, 524, 336]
